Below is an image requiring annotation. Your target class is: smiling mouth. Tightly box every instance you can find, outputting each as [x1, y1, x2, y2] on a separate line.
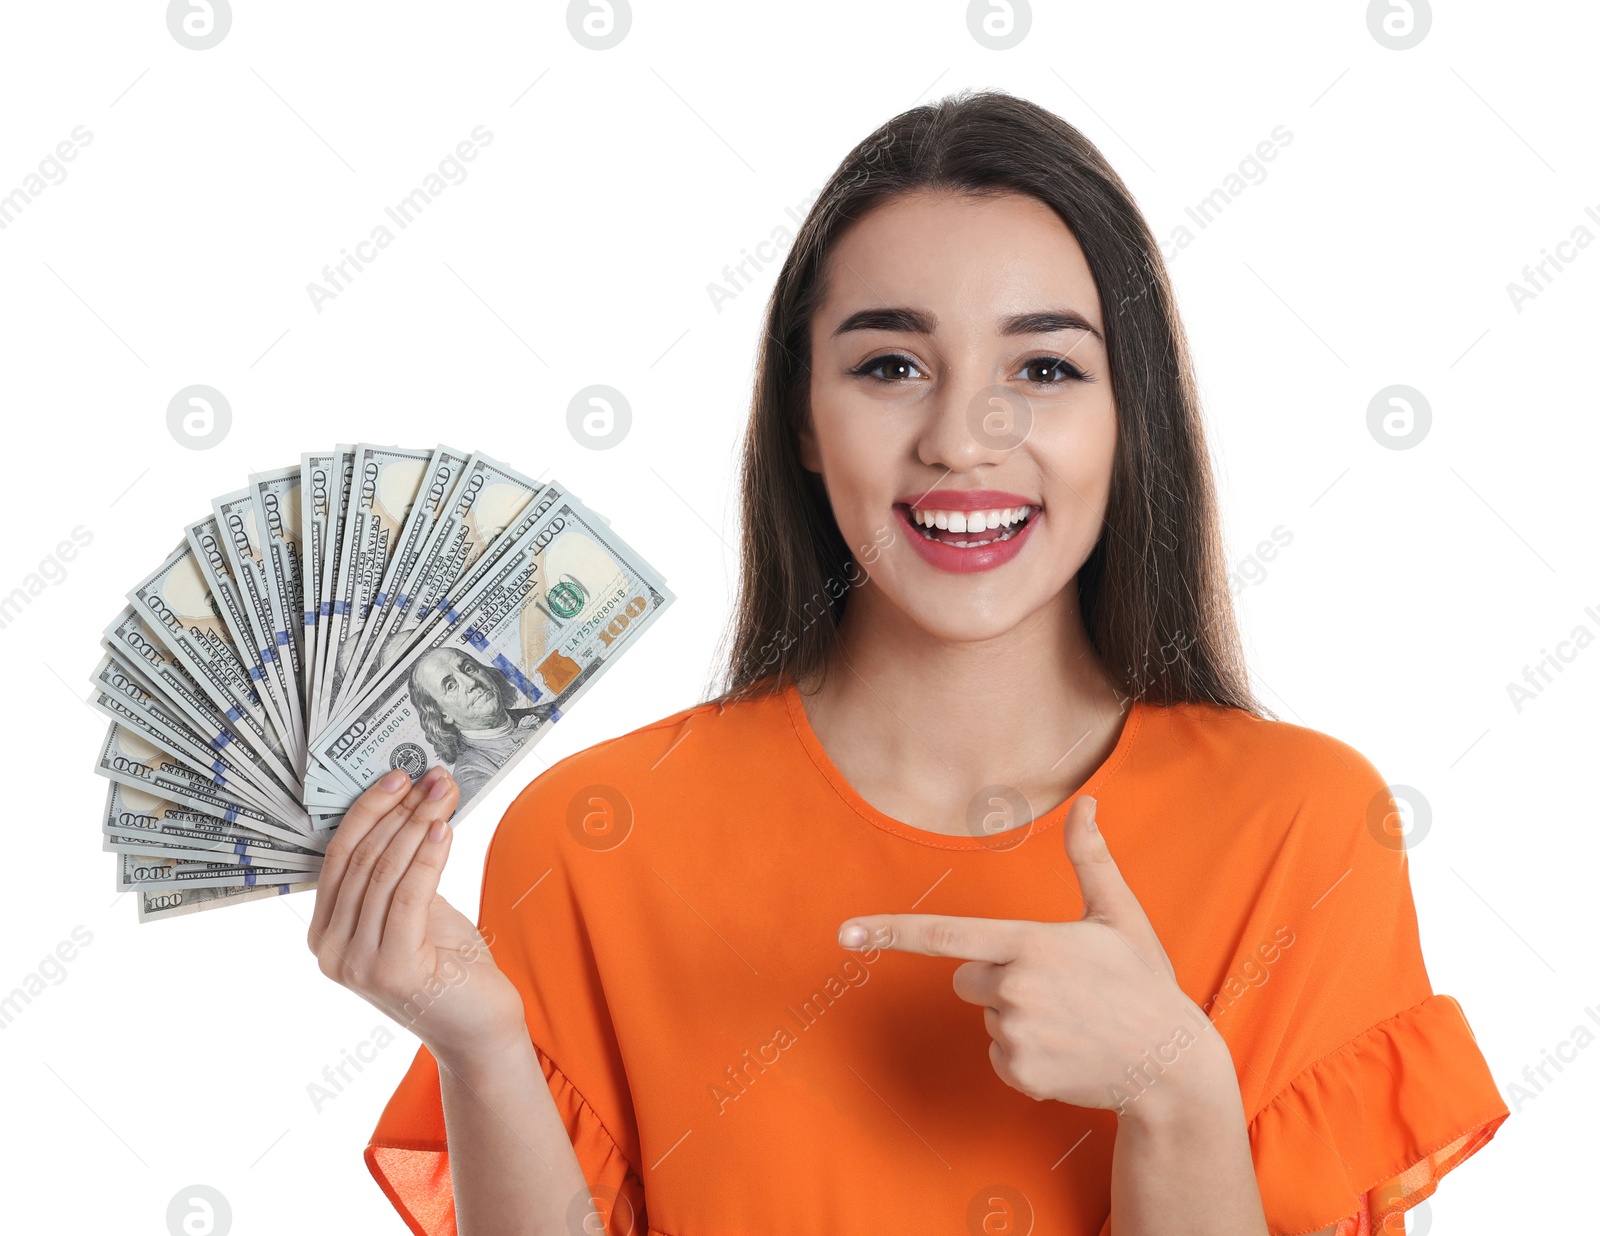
[897, 502, 1039, 548]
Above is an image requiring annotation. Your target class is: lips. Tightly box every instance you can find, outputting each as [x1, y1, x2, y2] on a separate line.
[893, 488, 1035, 512]
[892, 499, 1041, 575]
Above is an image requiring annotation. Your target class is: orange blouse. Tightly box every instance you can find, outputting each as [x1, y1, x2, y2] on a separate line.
[366, 683, 1507, 1235]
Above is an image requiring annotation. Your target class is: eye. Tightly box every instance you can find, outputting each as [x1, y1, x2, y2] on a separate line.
[849, 352, 926, 384]
[1015, 355, 1091, 385]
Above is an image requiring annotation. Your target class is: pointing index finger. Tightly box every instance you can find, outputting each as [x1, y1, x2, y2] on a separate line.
[837, 914, 1028, 964]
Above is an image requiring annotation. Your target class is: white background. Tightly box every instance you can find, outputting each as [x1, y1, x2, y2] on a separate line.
[0, 1, 1592, 1231]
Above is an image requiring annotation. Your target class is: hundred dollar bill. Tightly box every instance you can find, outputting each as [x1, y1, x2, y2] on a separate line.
[91, 688, 304, 833]
[100, 782, 323, 868]
[347, 454, 551, 698]
[117, 851, 312, 892]
[89, 655, 303, 824]
[302, 763, 346, 794]
[311, 494, 673, 812]
[138, 880, 316, 924]
[210, 489, 307, 764]
[298, 450, 332, 703]
[247, 466, 307, 717]
[301, 766, 360, 813]
[101, 605, 297, 794]
[316, 444, 433, 731]
[103, 835, 319, 869]
[342, 444, 469, 704]
[403, 477, 568, 651]
[184, 512, 299, 760]
[301, 788, 355, 826]
[95, 724, 322, 848]
[127, 542, 301, 782]
[298, 784, 347, 816]
[308, 445, 355, 735]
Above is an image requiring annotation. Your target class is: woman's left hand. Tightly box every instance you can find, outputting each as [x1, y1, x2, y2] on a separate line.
[837, 795, 1232, 1116]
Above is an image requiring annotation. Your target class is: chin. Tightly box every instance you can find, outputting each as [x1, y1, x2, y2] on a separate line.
[895, 595, 1038, 645]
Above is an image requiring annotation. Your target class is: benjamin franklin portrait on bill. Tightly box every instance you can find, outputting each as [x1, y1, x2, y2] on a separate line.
[406, 646, 560, 803]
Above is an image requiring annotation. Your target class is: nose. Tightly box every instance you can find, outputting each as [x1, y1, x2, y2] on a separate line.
[914, 371, 1028, 472]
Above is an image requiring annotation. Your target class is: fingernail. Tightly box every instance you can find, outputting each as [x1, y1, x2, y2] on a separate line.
[381, 769, 409, 791]
[838, 923, 867, 948]
[1085, 796, 1098, 833]
[428, 818, 448, 842]
[423, 765, 445, 784]
[426, 775, 450, 800]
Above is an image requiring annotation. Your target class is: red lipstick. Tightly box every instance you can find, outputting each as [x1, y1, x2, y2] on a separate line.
[894, 488, 1035, 512]
[892, 490, 1041, 575]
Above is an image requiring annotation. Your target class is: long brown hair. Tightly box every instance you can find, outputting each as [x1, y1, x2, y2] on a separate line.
[705, 88, 1265, 718]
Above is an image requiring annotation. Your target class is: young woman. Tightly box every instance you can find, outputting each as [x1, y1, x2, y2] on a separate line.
[311, 90, 1507, 1236]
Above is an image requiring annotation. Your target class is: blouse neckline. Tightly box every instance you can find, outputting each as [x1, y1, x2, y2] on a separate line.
[781, 678, 1145, 850]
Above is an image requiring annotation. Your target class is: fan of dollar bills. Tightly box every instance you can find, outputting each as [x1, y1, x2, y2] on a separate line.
[90, 445, 673, 923]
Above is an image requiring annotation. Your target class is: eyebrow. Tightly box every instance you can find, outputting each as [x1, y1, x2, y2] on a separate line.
[830, 307, 1102, 342]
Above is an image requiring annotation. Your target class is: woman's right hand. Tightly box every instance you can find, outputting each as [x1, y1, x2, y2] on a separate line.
[307, 765, 529, 1072]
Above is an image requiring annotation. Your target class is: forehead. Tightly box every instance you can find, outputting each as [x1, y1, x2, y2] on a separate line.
[418, 650, 473, 685]
[816, 189, 1102, 331]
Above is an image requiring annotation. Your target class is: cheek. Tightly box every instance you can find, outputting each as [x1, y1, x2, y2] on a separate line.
[1033, 402, 1116, 523]
[812, 396, 913, 538]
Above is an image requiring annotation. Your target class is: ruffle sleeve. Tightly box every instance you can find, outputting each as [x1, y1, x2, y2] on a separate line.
[1249, 993, 1507, 1235]
[1229, 737, 1509, 1235]
[364, 1040, 647, 1236]
[363, 771, 650, 1235]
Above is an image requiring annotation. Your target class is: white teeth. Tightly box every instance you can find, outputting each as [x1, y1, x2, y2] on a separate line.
[910, 504, 1033, 531]
[905, 502, 1038, 547]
